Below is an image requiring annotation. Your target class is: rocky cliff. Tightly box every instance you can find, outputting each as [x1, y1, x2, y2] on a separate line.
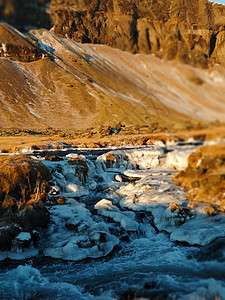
[49, 0, 225, 67]
[0, 0, 50, 30]
[0, 23, 49, 62]
[0, 0, 224, 67]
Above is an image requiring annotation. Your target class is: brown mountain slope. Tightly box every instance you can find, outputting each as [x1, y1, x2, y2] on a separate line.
[0, 24, 224, 129]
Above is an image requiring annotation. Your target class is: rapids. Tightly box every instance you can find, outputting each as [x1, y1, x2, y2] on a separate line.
[0, 140, 225, 299]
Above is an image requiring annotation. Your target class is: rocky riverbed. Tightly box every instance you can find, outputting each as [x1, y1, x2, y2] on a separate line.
[0, 136, 225, 299]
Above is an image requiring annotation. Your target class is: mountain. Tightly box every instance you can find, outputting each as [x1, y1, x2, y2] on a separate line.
[0, 0, 224, 129]
[1, 0, 225, 67]
[49, 0, 225, 67]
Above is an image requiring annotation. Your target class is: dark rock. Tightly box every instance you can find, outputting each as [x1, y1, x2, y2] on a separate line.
[12, 232, 32, 250]
[0, 23, 49, 62]
[31, 230, 40, 247]
[65, 221, 88, 233]
[0, 223, 21, 251]
[144, 281, 158, 290]
[0, 0, 51, 30]
[120, 234, 130, 243]
[18, 203, 50, 229]
[45, 155, 62, 161]
[0, 149, 9, 153]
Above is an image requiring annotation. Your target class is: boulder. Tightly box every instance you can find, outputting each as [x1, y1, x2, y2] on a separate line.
[18, 203, 50, 229]
[0, 223, 21, 251]
[0, 155, 52, 206]
[173, 143, 225, 208]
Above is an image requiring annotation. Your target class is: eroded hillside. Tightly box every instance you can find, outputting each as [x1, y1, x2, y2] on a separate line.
[0, 1, 224, 129]
[0, 23, 225, 129]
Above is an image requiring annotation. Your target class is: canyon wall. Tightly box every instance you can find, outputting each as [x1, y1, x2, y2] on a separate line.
[49, 0, 225, 67]
[0, 0, 224, 66]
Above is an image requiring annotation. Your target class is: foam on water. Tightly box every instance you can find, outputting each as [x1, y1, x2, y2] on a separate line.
[0, 265, 92, 300]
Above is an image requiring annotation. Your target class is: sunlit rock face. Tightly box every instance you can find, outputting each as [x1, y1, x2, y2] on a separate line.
[1, 0, 225, 66]
[49, 0, 225, 67]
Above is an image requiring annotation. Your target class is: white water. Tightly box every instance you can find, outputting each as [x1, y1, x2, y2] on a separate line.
[0, 141, 225, 299]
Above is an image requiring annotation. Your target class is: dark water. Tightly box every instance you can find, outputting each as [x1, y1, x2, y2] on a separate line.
[1, 234, 225, 299]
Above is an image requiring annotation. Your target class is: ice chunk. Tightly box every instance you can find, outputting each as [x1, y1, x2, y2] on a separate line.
[97, 147, 164, 171]
[44, 203, 119, 261]
[16, 232, 31, 241]
[66, 183, 89, 196]
[165, 149, 193, 170]
[170, 216, 225, 246]
[95, 199, 139, 231]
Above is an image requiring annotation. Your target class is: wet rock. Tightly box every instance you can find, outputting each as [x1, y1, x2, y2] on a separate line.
[105, 153, 116, 168]
[56, 196, 66, 205]
[89, 231, 107, 246]
[18, 203, 50, 229]
[48, 195, 66, 206]
[0, 223, 21, 251]
[201, 205, 218, 216]
[45, 155, 62, 161]
[30, 230, 40, 247]
[169, 203, 179, 212]
[49, 185, 61, 195]
[165, 205, 192, 227]
[65, 221, 89, 233]
[68, 158, 89, 183]
[11, 232, 32, 250]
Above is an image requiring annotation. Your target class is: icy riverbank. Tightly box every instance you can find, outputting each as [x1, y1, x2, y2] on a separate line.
[0, 139, 225, 299]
